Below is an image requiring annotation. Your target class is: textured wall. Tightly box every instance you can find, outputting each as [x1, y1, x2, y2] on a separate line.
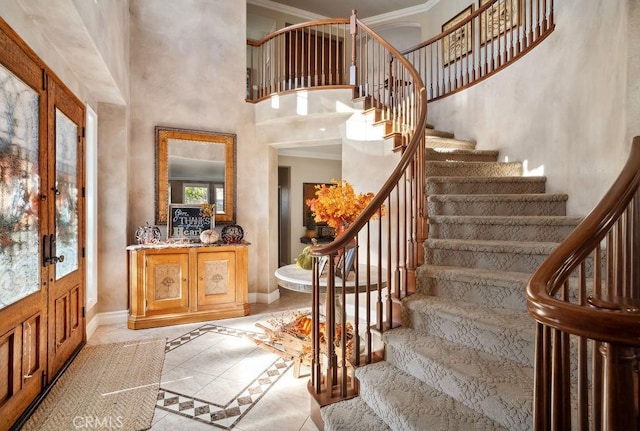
[423, 0, 634, 216]
[129, 0, 275, 303]
[97, 103, 129, 312]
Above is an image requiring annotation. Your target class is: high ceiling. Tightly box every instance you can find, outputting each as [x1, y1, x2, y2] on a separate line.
[267, 0, 427, 19]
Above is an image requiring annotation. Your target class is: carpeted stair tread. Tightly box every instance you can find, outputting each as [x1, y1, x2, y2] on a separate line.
[425, 238, 559, 254]
[428, 193, 569, 203]
[428, 215, 582, 226]
[425, 136, 476, 150]
[424, 238, 560, 273]
[428, 215, 581, 242]
[417, 265, 529, 311]
[426, 161, 523, 177]
[425, 148, 498, 162]
[356, 362, 509, 431]
[427, 176, 545, 184]
[426, 176, 547, 195]
[428, 194, 568, 216]
[383, 327, 533, 431]
[321, 396, 391, 431]
[402, 293, 535, 366]
[418, 265, 531, 287]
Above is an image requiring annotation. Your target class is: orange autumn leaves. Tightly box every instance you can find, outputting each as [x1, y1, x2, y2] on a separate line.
[305, 180, 385, 230]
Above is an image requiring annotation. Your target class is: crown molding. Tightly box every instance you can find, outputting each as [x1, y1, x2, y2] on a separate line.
[247, 0, 442, 25]
[247, 0, 327, 21]
[361, 0, 441, 26]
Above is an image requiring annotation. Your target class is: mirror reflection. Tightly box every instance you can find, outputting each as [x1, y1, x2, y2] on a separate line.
[156, 127, 236, 225]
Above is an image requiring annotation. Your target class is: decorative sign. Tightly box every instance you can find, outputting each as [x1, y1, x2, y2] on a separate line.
[168, 204, 212, 239]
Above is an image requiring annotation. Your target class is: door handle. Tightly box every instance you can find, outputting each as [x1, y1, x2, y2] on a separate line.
[45, 233, 65, 265]
[43, 234, 50, 267]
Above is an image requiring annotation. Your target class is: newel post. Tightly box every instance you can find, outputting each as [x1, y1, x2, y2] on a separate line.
[350, 9, 358, 97]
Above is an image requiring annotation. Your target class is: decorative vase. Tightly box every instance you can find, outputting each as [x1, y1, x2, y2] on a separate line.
[221, 224, 244, 244]
[135, 222, 161, 245]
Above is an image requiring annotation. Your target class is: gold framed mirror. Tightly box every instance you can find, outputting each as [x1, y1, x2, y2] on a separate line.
[155, 127, 236, 225]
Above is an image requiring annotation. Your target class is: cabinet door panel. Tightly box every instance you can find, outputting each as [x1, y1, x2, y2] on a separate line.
[145, 253, 189, 314]
[197, 251, 236, 306]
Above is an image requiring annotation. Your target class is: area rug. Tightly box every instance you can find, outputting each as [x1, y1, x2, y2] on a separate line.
[23, 338, 166, 431]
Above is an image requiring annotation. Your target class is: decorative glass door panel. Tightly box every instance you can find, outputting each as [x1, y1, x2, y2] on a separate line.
[0, 63, 41, 309]
[54, 108, 78, 280]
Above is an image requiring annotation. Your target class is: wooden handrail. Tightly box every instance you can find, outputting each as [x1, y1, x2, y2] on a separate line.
[527, 137, 640, 429]
[527, 138, 640, 343]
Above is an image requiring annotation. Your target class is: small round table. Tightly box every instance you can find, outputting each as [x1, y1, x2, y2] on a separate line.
[274, 263, 385, 294]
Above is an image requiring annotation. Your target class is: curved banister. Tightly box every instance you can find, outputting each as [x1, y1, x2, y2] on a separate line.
[526, 137, 640, 429]
[527, 138, 640, 344]
[247, 18, 350, 46]
[311, 17, 427, 257]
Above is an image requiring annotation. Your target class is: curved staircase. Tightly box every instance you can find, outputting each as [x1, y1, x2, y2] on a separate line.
[321, 130, 582, 430]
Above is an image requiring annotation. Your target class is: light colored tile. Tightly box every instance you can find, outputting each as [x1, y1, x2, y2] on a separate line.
[193, 375, 244, 405]
[160, 366, 216, 394]
[150, 411, 214, 431]
[271, 368, 313, 399]
[163, 343, 211, 368]
[151, 407, 169, 425]
[301, 416, 322, 431]
[218, 347, 278, 384]
[234, 390, 310, 431]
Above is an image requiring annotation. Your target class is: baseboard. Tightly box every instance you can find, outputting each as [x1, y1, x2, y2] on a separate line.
[86, 314, 100, 339]
[249, 289, 280, 304]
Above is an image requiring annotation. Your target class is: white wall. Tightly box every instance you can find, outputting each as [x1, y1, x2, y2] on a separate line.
[423, 0, 634, 216]
[129, 0, 279, 304]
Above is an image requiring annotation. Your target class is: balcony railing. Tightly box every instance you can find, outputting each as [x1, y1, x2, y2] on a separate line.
[402, 0, 555, 102]
[248, 10, 428, 417]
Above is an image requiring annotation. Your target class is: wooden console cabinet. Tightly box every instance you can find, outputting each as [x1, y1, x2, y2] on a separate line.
[127, 244, 250, 329]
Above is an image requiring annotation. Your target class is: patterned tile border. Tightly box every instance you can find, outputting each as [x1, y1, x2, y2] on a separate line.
[165, 323, 269, 353]
[158, 323, 293, 429]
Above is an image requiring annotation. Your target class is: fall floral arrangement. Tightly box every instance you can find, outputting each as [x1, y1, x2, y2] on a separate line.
[305, 180, 383, 231]
[199, 203, 215, 218]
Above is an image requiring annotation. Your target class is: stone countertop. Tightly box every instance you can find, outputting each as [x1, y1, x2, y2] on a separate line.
[126, 240, 250, 251]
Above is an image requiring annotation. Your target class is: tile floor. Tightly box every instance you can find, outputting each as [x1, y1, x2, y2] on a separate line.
[88, 288, 321, 431]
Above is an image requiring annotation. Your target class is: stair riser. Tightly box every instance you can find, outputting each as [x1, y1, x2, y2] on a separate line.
[417, 277, 527, 311]
[384, 343, 533, 431]
[429, 223, 577, 242]
[426, 162, 522, 177]
[425, 129, 455, 139]
[426, 181, 546, 195]
[428, 200, 567, 216]
[426, 153, 498, 162]
[425, 248, 551, 273]
[403, 307, 535, 367]
[424, 247, 597, 276]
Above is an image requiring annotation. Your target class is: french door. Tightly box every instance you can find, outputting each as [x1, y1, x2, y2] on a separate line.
[45, 78, 85, 381]
[0, 20, 85, 429]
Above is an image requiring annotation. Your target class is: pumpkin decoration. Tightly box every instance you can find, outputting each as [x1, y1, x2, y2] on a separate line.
[199, 229, 219, 244]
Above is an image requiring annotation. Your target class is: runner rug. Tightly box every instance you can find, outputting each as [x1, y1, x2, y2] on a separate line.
[23, 338, 166, 431]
